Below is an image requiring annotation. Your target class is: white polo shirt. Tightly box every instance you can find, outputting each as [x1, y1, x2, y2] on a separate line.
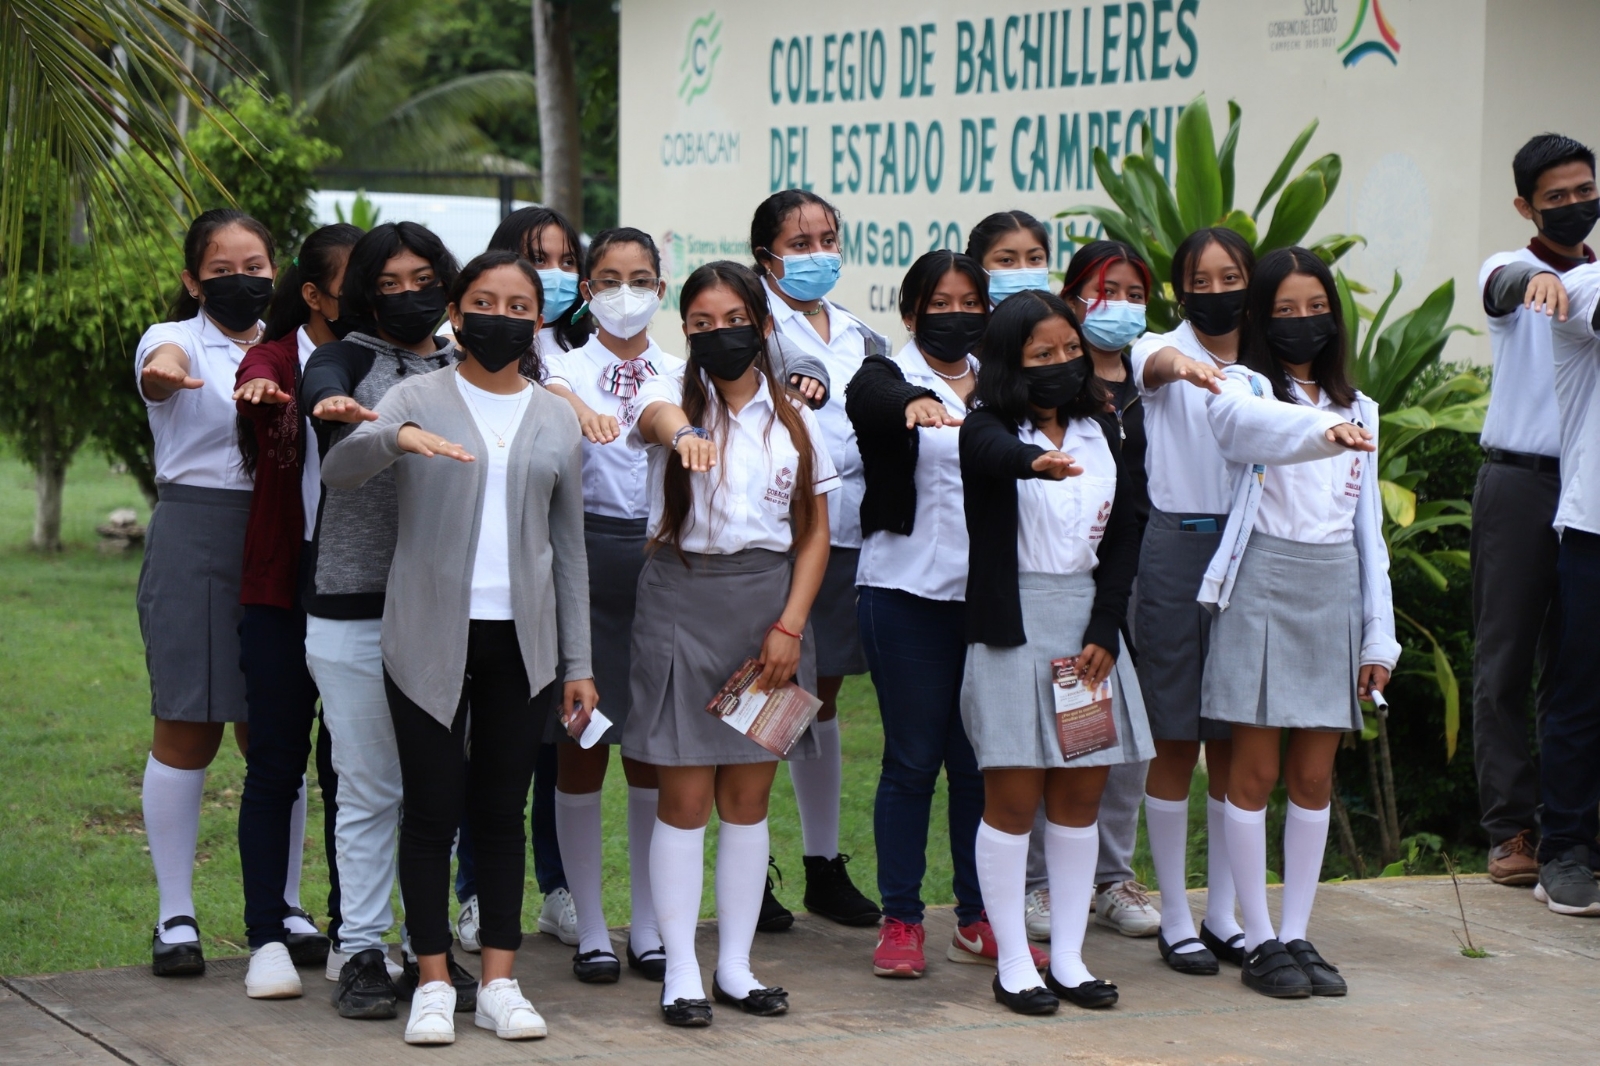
[1129, 321, 1234, 515]
[1016, 418, 1118, 576]
[135, 311, 255, 491]
[1479, 248, 1563, 459]
[1255, 382, 1364, 545]
[1548, 263, 1600, 536]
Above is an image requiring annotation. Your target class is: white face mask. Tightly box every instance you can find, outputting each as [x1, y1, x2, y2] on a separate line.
[587, 284, 661, 340]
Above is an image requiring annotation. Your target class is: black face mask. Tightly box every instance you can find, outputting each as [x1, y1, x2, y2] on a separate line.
[199, 274, 273, 332]
[689, 325, 764, 381]
[458, 313, 535, 373]
[1264, 313, 1340, 365]
[1537, 197, 1600, 249]
[373, 286, 447, 346]
[1022, 358, 1092, 410]
[916, 311, 988, 364]
[1182, 289, 1247, 337]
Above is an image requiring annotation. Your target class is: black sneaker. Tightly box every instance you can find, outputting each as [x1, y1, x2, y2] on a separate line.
[284, 908, 331, 967]
[1535, 846, 1600, 916]
[333, 947, 399, 1020]
[1240, 939, 1312, 999]
[757, 857, 794, 932]
[395, 950, 477, 1012]
[802, 854, 882, 926]
[151, 916, 205, 977]
[1283, 939, 1346, 996]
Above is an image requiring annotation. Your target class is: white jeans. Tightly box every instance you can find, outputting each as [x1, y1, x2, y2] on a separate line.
[306, 616, 403, 955]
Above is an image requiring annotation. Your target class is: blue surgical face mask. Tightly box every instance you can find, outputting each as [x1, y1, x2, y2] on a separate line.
[772, 251, 842, 302]
[985, 267, 1052, 305]
[1079, 299, 1147, 351]
[537, 268, 579, 321]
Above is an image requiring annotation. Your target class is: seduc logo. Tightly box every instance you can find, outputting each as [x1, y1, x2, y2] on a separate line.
[1337, 0, 1401, 67]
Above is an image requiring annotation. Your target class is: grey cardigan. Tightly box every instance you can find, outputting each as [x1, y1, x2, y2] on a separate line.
[320, 366, 591, 727]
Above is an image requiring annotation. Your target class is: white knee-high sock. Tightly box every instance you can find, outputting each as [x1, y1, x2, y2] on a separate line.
[974, 820, 1036, 994]
[1143, 795, 1202, 952]
[1225, 800, 1273, 952]
[627, 787, 661, 954]
[554, 789, 610, 955]
[714, 818, 771, 997]
[1277, 801, 1330, 944]
[1204, 796, 1244, 940]
[282, 777, 317, 934]
[143, 753, 205, 943]
[1044, 821, 1099, 987]
[650, 820, 706, 1003]
[789, 717, 842, 858]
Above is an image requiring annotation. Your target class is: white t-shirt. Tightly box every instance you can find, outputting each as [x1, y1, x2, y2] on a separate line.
[135, 311, 255, 491]
[1016, 419, 1118, 576]
[1548, 262, 1600, 536]
[631, 369, 840, 555]
[856, 342, 974, 602]
[455, 374, 533, 619]
[766, 279, 869, 548]
[1479, 248, 1562, 458]
[1129, 321, 1234, 514]
[1255, 382, 1363, 544]
[294, 327, 324, 541]
[544, 334, 685, 520]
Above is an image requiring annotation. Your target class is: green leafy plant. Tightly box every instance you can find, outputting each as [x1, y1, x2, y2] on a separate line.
[1378, 832, 1443, 877]
[334, 190, 383, 230]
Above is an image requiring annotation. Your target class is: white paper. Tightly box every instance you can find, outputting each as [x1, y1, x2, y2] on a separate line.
[578, 709, 613, 749]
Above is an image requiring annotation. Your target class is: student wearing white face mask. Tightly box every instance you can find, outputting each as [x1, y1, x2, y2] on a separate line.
[749, 189, 886, 930]
[966, 210, 1055, 306]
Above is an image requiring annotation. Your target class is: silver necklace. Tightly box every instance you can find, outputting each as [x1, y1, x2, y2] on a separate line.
[228, 324, 264, 348]
[1195, 336, 1235, 365]
[458, 374, 527, 447]
[1290, 374, 1318, 386]
[929, 363, 972, 381]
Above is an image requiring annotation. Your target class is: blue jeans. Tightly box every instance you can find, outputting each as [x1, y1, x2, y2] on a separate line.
[1538, 529, 1600, 861]
[455, 742, 565, 902]
[859, 586, 984, 925]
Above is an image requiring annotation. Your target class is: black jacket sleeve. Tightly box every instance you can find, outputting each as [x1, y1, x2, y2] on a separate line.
[960, 409, 1050, 647]
[1083, 414, 1142, 656]
[961, 408, 1049, 481]
[845, 354, 939, 435]
[847, 355, 945, 538]
[299, 340, 377, 459]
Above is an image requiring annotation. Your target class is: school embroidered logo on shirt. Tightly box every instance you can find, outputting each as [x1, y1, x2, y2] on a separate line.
[1345, 456, 1363, 498]
[1089, 499, 1112, 542]
[616, 398, 638, 429]
[764, 465, 795, 509]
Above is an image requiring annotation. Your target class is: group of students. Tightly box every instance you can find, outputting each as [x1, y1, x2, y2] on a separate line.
[134, 182, 1403, 1046]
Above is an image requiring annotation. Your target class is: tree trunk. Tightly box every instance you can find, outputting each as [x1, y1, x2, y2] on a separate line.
[531, 0, 584, 232]
[32, 408, 67, 552]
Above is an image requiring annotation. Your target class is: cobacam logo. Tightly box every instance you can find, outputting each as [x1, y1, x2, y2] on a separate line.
[678, 12, 722, 104]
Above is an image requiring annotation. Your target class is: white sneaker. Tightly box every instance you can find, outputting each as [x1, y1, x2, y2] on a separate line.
[244, 942, 303, 999]
[404, 981, 457, 1045]
[474, 978, 547, 1040]
[1094, 880, 1162, 937]
[537, 887, 580, 946]
[325, 945, 405, 983]
[456, 895, 482, 954]
[1024, 888, 1052, 942]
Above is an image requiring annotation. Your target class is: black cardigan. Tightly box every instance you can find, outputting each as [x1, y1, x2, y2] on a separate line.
[844, 353, 943, 537]
[958, 407, 1141, 653]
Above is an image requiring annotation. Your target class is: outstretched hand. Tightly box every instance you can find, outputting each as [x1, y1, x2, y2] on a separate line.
[312, 395, 379, 424]
[233, 377, 291, 405]
[1326, 423, 1376, 452]
[905, 396, 962, 429]
[1525, 271, 1569, 322]
[142, 361, 203, 393]
[1171, 355, 1226, 393]
[397, 424, 475, 462]
[1031, 450, 1083, 480]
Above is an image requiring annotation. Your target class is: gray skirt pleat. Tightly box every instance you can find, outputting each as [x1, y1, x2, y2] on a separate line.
[136, 484, 252, 723]
[814, 546, 867, 676]
[1134, 508, 1232, 742]
[622, 548, 820, 767]
[961, 571, 1154, 770]
[1201, 532, 1363, 731]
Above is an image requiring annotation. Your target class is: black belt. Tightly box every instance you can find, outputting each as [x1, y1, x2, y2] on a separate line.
[1485, 448, 1560, 475]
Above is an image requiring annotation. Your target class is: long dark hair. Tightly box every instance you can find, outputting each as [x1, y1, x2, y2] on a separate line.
[964, 209, 1050, 263]
[339, 221, 459, 336]
[488, 205, 590, 352]
[749, 189, 839, 277]
[447, 250, 545, 381]
[1060, 239, 1151, 311]
[899, 249, 989, 341]
[263, 223, 363, 343]
[1239, 247, 1356, 408]
[654, 260, 820, 560]
[169, 208, 275, 322]
[1170, 226, 1255, 299]
[974, 290, 1107, 427]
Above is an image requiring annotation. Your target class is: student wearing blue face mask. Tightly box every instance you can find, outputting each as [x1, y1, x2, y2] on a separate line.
[966, 211, 1055, 306]
[487, 206, 589, 366]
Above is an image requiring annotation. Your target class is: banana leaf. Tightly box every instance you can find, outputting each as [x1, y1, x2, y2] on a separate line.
[1256, 170, 1327, 252]
[1175, 95, 1223, 232]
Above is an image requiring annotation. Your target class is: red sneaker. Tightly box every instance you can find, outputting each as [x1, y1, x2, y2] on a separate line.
[872, 917, 926, 978]
[947, 918, 1049, 970]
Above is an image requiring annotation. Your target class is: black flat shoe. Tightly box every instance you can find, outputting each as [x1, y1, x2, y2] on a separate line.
[802, 853, 883, 926]
[711, 971, 789, 1016]
[1044, 972, 1119, 1009]
[628, 943, 666, 982]
[573, 948, 621, 984]
[661, 997, 713, 1027]
[333, 947, 398, 1019]
[284, 908, 331, 967]
[757, 857, 794, 932]
[1200, 922, 1247, 966]
[1240, 938, 1312, 998]
[1158, 932, 1220, 975]
[395, 950, 477, 1012]
[151, 916, 205, 977]
[1283, 939, 1347, 997]
[992, 975, 1059, 1014]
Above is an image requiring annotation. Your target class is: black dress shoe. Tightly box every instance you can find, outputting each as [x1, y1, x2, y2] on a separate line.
[574, 948, 622, 983]
[1284, 939, 1347, 997]
[628, 943, 666, 981]
[991, 975, 1059, 1015]
[1158, 932, 1219, 975]
[284, 908, 331, 967]
[395, 950, 478, 1011]
[1240, 938, 1312, 998]
[151, 916, 205, 977]
[333, 947, 399, 1019]
[711, 971, 789, 1016]
[1200, 922, 1247, 966]
[757, 857, 794, 932]
[802, 854, 883, 926]
[1044, 971, 1119, 1009]
[661, 997, 713, 1027]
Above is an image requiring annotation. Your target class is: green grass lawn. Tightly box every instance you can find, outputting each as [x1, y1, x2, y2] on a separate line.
[0, 450, 1204, 977]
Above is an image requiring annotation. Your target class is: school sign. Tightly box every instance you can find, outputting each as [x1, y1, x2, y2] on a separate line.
[621, 0, 1600, 352]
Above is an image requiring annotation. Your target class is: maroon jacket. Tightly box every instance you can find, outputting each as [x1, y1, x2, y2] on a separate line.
[236, 332, 309, 609]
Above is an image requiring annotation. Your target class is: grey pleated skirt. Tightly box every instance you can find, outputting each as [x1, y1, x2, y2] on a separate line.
[622, 548, 820, 767]
[1201, 532, 1363, 731]
[1135, 508, 1232, 742]
[960, 571, 1154, 770]
[814, 546, 867, 676]
[545, 513, 648, 745]
[136, 484, 252, 722]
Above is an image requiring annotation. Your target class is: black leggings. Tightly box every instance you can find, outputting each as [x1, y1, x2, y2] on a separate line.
[385, 620, 553, 956]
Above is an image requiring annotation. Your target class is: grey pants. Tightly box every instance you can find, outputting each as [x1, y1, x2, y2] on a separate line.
[1470, 460, 1561, 845]
[1026, 759, 1149, 890]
